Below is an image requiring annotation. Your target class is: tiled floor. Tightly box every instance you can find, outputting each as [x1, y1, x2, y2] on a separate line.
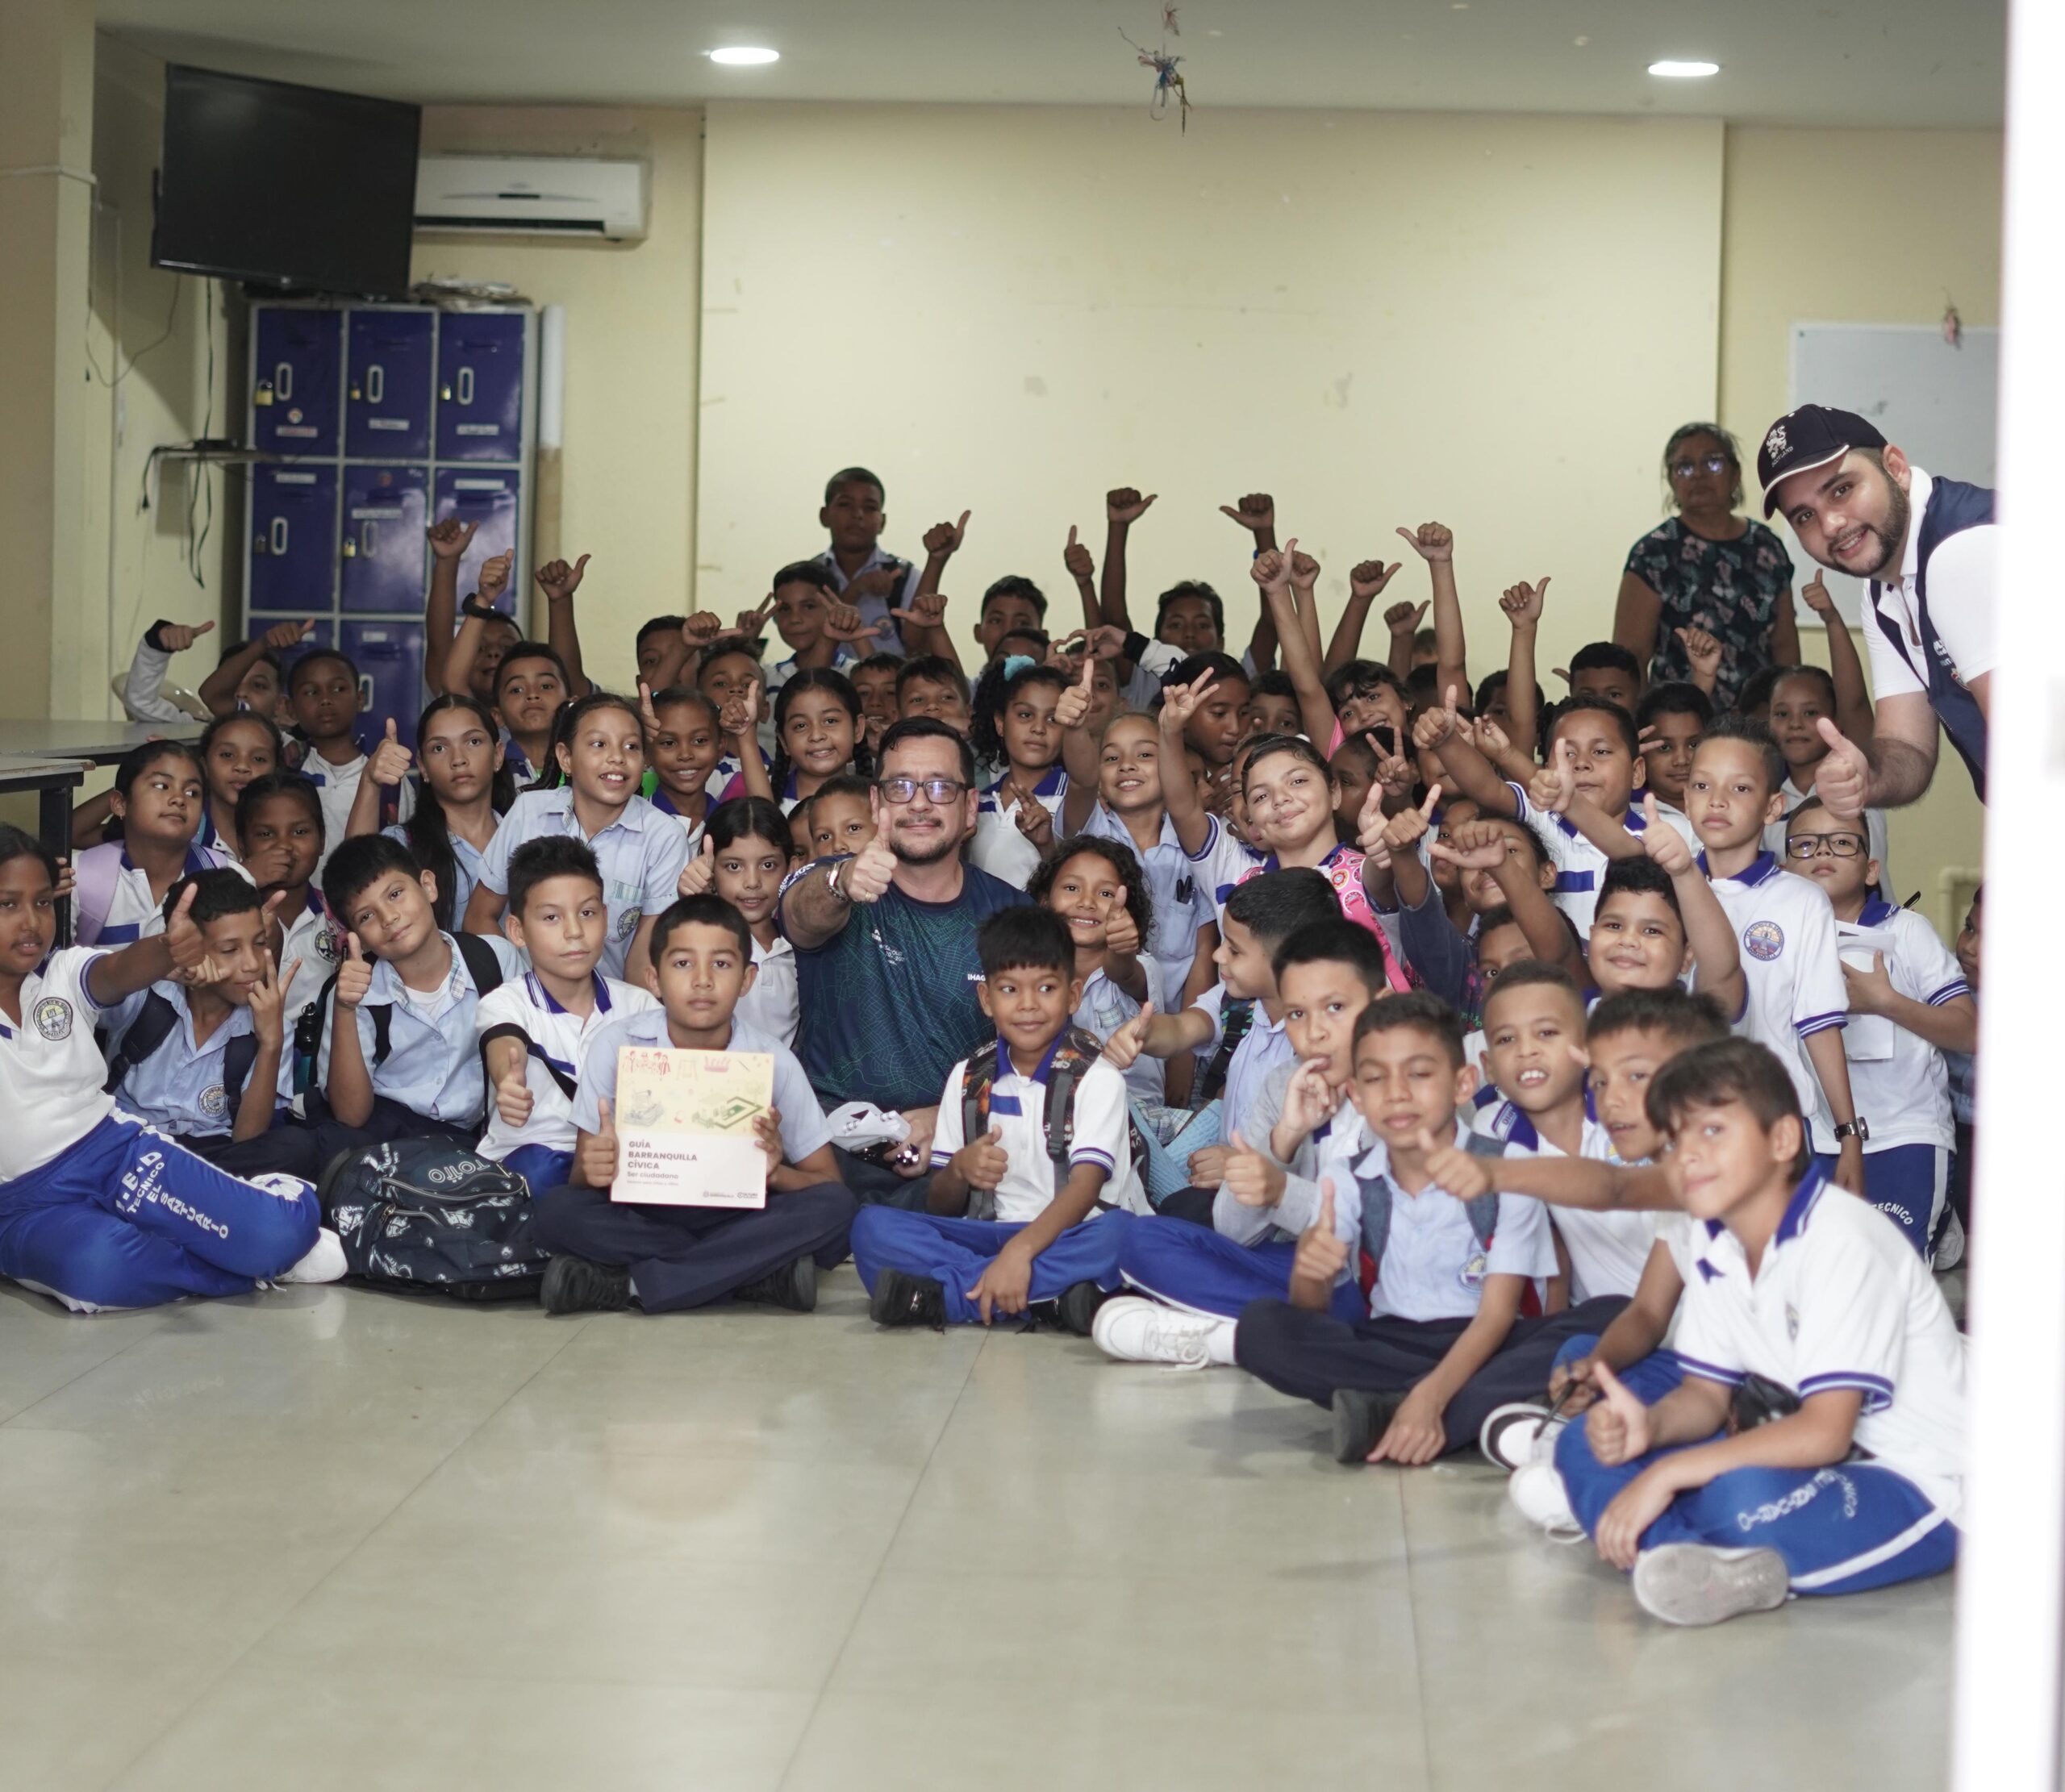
[0, 1270, 1956, 1790]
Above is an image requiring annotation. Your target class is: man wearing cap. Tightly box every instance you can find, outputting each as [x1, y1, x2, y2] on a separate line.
[1758, 404, 1996, 806]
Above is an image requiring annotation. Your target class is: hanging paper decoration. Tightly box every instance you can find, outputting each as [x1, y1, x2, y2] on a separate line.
[1121, 6, 1191, 131]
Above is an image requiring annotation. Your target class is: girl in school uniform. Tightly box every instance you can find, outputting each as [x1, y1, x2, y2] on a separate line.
[640, 684, 725, 853]
[1029, 834, 1166, 1105]
[0, 825, 332, 1311]
[465, 691, 691, 982]
[676, 797, 799, 1046]
[73, 740, 245, 947]
[194, 712, 281, 861]
[722, 666, 871, 816]
[368, 695, 515, 933]
[967, 656, 1070, 888]
[236, 771, 337, 1115]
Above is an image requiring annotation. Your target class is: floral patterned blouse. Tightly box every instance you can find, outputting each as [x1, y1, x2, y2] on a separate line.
[1623, 517, 1794, 707]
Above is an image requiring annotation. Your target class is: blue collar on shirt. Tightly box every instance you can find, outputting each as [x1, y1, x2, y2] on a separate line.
[120, 842, 219, 878]
[1261, 839, 1350, 875]
[983, 764, 1067, 801]
[649, 786, 701, 820]
[1350, 1115, 1474, 1186]
[993, 1034, 1064, 1086]
[1696, 848, 1782, 887]
[1702, 1162, 1830, 1243]
[1857, 896, 1898, 927]
[527, 971, 614, 1017]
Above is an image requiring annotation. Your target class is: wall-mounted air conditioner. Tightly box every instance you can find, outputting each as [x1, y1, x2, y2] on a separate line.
[414, 156, 649, 242]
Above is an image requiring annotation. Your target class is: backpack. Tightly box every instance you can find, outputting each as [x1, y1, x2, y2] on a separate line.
[102, 990, 259, 1122]
[73, 844, 124, 947]
[294, 931, 507, 1114]
[1192, 998, 1256, 1110]
[958, 1025, 1124, 1222]
[1354, 1131, 1510, 1295]
[318, 1137, 546, 1300]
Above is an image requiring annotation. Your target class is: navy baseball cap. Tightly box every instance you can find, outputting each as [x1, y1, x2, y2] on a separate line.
[1757, 405, 1889, 517]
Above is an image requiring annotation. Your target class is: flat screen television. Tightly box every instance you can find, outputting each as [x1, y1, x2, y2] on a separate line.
[152, 64, 421, 298]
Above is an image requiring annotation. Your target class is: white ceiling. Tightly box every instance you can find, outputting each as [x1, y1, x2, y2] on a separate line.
[97, 0, 2005, 129]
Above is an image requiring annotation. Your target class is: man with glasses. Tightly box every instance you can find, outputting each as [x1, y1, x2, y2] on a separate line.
[781, 717, 1030, 1205]
[1758, 403, 1996, 806]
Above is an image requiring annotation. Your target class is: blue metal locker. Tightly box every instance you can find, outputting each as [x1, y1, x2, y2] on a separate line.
[436, 312, 526, 462]
[252, 310, 341, 456]
[342, 622, 428, 748]
[345, 310, 435, 460]
[340, 465, 428, 614]
[248, 465, 340, 615]
[432, 468, 521, 612]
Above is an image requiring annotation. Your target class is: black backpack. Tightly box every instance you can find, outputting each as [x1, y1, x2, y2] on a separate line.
[1192, 997, 1256, 1109]
[102, 991, 260, 1123]
[958, 1025, 1133, 1221]
[318, 1136, 547, 1300]
[295, 931, 507, 1116]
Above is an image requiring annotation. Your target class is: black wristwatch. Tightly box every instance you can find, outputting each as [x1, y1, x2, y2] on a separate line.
[1833, 1118, 1871, 1144]
[461, 597, 499, 621]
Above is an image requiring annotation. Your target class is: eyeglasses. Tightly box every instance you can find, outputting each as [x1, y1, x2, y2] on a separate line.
[876, 775, 967, 805]
[1668, 455, 1732, 480]
[1786, 832, 1866, 860]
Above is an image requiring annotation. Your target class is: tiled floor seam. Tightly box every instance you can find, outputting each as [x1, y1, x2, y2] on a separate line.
[0, 1313, 177, 1428]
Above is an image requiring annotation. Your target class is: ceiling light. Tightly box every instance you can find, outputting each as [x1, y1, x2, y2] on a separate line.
[1648, 59, 1719, 77]
[708, 46, 779, 66]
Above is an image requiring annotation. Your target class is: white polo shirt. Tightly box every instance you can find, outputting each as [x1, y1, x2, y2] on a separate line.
[474, 970, 659, 1162]
[1704, 850, 1850, 1153]
[300, 749, 368, 870]
[1859, 467, 1998, 704]
[1194, 814, 1266, 911]
[1825, 898, 1968, 1153]
[273, 890, 344, 1108]
[73, 841, 247, 948]
[969, 765, 1069, 890]
[930, 1037, 1143, 1223]
[1507, 783, 1700, 939]
[1675, 1169, 1966, 1523]
[478, 788, 691, 981]
[0, 948, 118, 1178]
[736, 933, 799, 1048]
[1483, 1107, 1655, 1303]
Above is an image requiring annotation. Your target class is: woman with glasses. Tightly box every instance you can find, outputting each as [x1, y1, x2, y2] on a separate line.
[1615, 423, 1800, 708]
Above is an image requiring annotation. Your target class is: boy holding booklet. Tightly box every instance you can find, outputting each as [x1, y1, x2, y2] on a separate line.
[532, 894, 854, 1316]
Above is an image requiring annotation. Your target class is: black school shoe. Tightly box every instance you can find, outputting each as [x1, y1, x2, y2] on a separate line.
[1056, 1280, 1114, 1337]
[736, 1254, 818, 1313]
[1331, 1387, 1408, 1465]
[540, 1254, 633, 1315]
[870, 1269, 948, 1330]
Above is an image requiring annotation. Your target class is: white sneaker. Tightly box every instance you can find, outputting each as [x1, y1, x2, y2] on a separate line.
[1931, 1207, 1966, 1273]
[1091, 1295, 1229, 1369]
[1632, 1544, 1791, 1627]
[1479, 1400, 1554, 1470]
[1508, 1460, 1582, 1536]
[277, 1227, 347, 1286]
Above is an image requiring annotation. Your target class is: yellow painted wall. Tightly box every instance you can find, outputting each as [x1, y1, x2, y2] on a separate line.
[1720, 126, 2001, 931]
[411, 105, 703, 695]
[698, 102, 1725, 665]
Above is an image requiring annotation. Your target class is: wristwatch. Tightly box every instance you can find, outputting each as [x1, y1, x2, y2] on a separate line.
[461, 596, 499, 621]
[1833, 1118, 1871, 1144]
[826, 860, 851, 904]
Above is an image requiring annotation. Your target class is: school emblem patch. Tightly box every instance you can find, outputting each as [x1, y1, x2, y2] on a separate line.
[315, 927, 344, 965]
[615, 906, 641, 941]
[1743, 919, 1785, 962]
[198, 1084, 229, 1120]
[32, 996, 73, 1041]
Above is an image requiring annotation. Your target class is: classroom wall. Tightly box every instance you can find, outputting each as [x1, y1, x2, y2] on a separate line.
[1719, 127, 2001, 929]
[410, 105, 704, 694]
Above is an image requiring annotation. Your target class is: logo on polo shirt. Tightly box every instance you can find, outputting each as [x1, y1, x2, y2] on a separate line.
[32, 997, 73, 1041]
[615, 906, 641, 941]
[1458, 1251, 1488, 1292]
[315, 927, 344, 965]
[1743, 920, 1785, 962]
[199, 1085, 228, 1120]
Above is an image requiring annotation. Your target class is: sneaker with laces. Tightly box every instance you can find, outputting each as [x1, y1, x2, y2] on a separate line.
[277, 1227, 347, 1285]
[1330, 1386, 1407, 1465]
[1508, 1460, 1581, 1534]
[736, 1253, 817, 1312]
[1632, 1544, 1791, 1626]
[869, 1269, 947, 1330]
[1930, 1206, 1966, 1273]
[540, 1253, 632, 1315]
[1090, 1295, 1228, 1368]
[1479, 1399, 1554, 1471]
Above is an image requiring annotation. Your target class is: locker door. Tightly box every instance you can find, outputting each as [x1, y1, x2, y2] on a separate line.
[248, 465, 340, 615]
[341, 622, 428, 749]
[340, 465, 429, 614]
[435, 312, 526, 462]
[252, 310, 341, 456]
[345, 310, 435, 460]
[432, 469, 520, 612]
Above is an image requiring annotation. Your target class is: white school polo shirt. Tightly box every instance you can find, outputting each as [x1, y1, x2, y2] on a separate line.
[273, 891, 344, 1108]
[474, 971, 659, 1162]
[103, 981, 279, 1140]
[930, 1038, 1144, 1223]
[74, 840, 247, 948]
[1858, 467, 1998, 705]
[1825, 898, 1967, 1153]
[1674, 1169, 1966, 1523]
[1482, 1107, 1655, 1303]
[1080, 802, 1217, 998]
[1074, 956, 1169, 1106]
[0, 948, 117, 1177]
[571, 1010, 832, 1169]
[300, 749, 368, 871]
[645, 790, 707, 861]
[969, 765, 1070, 890]
[1506, 783, 1700, 938]
[1703, 851, 1850, 1154]
[478, 789, 691, 981]
[1194, 814, 1266, 912]
[736, 933, 799, 1048]
[1764, 778, 1891, 899]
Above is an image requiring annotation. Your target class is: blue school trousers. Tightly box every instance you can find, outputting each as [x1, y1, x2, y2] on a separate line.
[501, 1144, 573, 1194]
[1554, 1368, 1959, 1595]
[1812, 1144, 1945, 1258]
[532, 1181, 856, 1313]
[0, 1113, 319, 1311]
[1551, 1332, 1685, 1403]
[849, 1206, 1125, 1325]
[1118, 1215, 1365, 1322]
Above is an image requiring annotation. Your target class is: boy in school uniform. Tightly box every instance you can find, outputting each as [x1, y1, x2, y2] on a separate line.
[853, 907, 1141, 1331]
[315, 835, 524, 1152]
[1783, 794, 1975, 1256]
[812, 467, 921, 655]
[102, 869, 321, 1184]
[236, 771, 339, 1114]
[762, 561, 876, 694]
[1546, 1038, 1963, 1625]
[287, 648, 372, 867]
[532, 894, 855, 1315]
[475, 837, 659, 1193]
[1233, 991, 1621, 1469]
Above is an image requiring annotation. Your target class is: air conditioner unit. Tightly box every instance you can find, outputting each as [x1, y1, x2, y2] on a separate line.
[413, 156, 649, 242]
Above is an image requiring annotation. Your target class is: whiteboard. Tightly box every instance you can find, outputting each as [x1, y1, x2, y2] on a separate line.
[1786, 323, 1999, 624]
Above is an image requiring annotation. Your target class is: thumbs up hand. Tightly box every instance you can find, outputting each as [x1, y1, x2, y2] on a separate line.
[1292, 1181, 1352, 1286]
[1052, 651, 1096, 731]
[1102, 1002, 1154, 1071]
[955, 1124, 1010, 1193]
[678, 836, 715, 898]
[577, 1095, 620, 1187]
[369, 717, 412, 788]
[1584, 1360, 1653, 1469]
[1813, 718, 1873, 820]
[334, 931, 374, 1010]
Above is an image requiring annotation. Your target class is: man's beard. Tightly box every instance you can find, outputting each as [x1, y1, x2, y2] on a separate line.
[1853, 478, 1911, 578]
[891, 825, 959, 867]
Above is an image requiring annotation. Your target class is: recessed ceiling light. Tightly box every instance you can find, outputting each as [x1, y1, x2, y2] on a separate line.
[1648, 59, 1719, 77]
[708, 46, 779, 66]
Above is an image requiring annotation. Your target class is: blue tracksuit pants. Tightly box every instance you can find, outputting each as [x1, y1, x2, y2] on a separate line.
[850, 1206, 1124, 1325]
[1117, 1213, 1365, 1322]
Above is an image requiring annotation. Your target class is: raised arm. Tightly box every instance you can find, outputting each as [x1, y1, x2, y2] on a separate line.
[1062, 527, 1102, 638]
[421, 515, 479, 694]
[535, 554, 594, 697]
[200, 618, 312, 715]
[1415, 689, 1519, 818]
[344, 721, 413, 840]
[1433, 817, 1584, 978]
[1099, 487, 1157, 635]
[780, 835, 895, 952]
[1811, 709, 1938, 815]
[1333, 560, 1404, 677]
[439, 549, 514, 699]
[1219, 493, 1279, 670]
[121, 620, 215, 724]
[1052, 657, 1101, 834]
[1635, 795, 1746, 1015]
[1396, 522, 1467, 699]
[1798, 572, 1875, 744]
[1497, 577, 1548, 759]
[1154, 672, 1217, 855]
[1252, 544, 1335, 748]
